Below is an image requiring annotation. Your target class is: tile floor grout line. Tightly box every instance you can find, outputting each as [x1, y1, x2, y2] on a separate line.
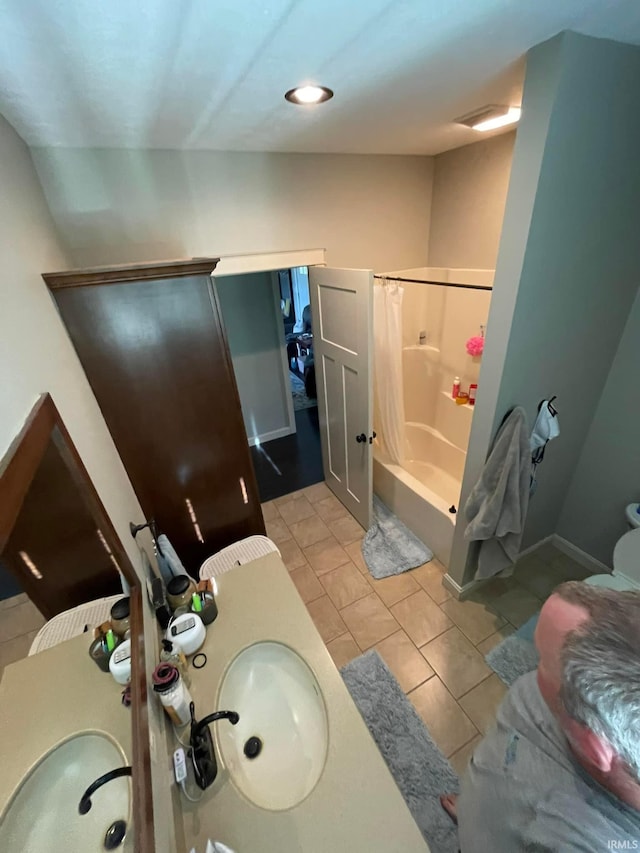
[454, 670, 495, 701]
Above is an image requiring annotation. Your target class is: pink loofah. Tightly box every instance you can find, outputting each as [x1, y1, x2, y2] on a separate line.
[466, 335, 484, 357]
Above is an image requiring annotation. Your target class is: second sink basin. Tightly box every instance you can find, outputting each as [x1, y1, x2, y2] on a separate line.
[217, 641, 328, 811]
[0, 732, 130, 852]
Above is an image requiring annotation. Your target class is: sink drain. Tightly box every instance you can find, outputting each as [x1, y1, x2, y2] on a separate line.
[243, 736, 263, 759]
[104, 820, 127, 850]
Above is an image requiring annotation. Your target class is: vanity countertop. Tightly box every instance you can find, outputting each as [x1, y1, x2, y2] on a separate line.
[181, 552, 430, 853]
[0, 631, 133, 823]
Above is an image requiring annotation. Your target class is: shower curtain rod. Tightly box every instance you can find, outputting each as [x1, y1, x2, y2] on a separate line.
[374, 275, 492, 292]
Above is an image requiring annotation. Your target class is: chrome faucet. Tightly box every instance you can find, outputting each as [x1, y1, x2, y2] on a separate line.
[78, 766, 132, 814]
[189, 702, 239, 790]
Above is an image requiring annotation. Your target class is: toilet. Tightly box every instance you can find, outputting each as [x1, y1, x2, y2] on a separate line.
[585, 502, 640, 592]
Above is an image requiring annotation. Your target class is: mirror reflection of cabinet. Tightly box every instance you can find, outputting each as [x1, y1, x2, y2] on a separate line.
[0, 394, 154, 853]
[2, 428, 121, 618]
[45, 258, 265, 576]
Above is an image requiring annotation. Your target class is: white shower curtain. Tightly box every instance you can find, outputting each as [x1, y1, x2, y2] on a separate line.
[374, 280, 405, 465]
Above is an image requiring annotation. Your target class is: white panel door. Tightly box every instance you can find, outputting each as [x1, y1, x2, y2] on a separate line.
[309, 266, 373, 530]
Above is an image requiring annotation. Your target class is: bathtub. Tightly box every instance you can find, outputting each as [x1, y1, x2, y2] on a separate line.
[373, 423, 465, 568]
[372, 265, 492, 570]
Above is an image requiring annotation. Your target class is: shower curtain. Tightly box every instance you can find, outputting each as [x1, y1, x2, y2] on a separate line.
[374, 280, 405, 465]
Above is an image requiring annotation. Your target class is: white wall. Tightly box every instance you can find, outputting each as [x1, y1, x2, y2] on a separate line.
[0, 113, 178, 853]
[428, 132, 515, 270]
[558, 286, 640, 565]
[449, 32, 640, 585]
[215, 272, 292, 444]
[0, 113, 149, 573]
[31, 149, 434, 272]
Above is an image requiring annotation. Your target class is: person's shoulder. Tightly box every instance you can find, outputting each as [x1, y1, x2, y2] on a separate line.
[524, 788, 640, 852]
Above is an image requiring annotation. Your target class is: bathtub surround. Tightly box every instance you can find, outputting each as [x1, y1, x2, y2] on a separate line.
[362, 497, 433, 580]
[449, 33, 640, 590]
[342, 650, 459, 853]
[374, 267, 493, 567]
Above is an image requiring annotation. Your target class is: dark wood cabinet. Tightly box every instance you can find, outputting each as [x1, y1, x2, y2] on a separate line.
[45, 259, 265, 575]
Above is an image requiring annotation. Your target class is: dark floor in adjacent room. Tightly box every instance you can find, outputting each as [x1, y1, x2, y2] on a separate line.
[251, 407, 323, 502]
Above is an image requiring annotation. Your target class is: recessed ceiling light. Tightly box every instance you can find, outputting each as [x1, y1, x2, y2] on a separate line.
[284, 85, 334, 105]
[454, 105, 521, 132]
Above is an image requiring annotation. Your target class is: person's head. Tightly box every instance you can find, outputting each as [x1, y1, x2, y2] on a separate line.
[534, 581, 640, 785]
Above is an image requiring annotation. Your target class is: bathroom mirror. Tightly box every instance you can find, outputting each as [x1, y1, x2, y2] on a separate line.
[0, 393, 154, 852]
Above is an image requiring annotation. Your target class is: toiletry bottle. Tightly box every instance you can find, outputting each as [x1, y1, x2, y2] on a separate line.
[161, 639, 191, 687]
[153, 663, 193, 726]
[452, 377, 460, 399]
[469, 384, 478, 406]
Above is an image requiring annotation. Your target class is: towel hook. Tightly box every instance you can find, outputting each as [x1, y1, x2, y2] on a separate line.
[129, 518, 164, 557]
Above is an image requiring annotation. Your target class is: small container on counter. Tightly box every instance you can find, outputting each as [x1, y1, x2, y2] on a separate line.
[110, 597, 131, 638]
[469, 383, 478, 405]
[193, 582, 218, 626]
[167, 612, 206, 656]
[166, 574, 197, 612]
[88, 635, 112, 672]
[153, 662, 193, 726]
[109, 639, 132, 685]
[452, 377, 461, 399]
[455, 391, 469, 406]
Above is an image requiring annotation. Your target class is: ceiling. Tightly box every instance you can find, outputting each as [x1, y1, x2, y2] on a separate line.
[1, 0, 640, 155]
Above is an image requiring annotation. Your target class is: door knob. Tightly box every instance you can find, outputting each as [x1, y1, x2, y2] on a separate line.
[355, 433, 367, 443]
[369, 431, 377, 444]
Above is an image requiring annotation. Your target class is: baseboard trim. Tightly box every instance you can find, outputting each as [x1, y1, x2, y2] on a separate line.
[518, 535, 555, 561]
[247, 426, 293, 447]
[443, 572, 477, 600]
[550, 534, 612, 575]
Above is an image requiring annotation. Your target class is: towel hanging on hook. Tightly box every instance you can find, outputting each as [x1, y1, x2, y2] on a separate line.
[530, 398, 560, 497]
[130, 519, 188, 581]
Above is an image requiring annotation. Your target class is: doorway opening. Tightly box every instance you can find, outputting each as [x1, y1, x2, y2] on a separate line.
[215, 266, 323, 502]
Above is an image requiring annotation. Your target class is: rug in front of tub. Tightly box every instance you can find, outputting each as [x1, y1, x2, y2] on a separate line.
[341, 650, 459, 853]
[362, 495, 433, 579]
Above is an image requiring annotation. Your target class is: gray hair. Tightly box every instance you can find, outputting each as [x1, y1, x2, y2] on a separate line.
[554, 581, 640, 781]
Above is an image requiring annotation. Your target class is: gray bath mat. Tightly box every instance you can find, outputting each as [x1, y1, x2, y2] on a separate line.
[362, 496, 433, 579]
[341, 650, 459, 853]
[485, 613, 539, 686]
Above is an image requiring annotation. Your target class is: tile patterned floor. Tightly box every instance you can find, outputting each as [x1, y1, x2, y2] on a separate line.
[0, 594, 46, 681]
[263, 485, 592, 775]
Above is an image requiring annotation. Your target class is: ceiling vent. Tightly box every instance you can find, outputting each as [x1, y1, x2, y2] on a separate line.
[454, 104, 521, 132]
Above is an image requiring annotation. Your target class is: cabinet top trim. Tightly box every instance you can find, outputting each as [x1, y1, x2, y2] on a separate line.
[43, 257, 220, 289]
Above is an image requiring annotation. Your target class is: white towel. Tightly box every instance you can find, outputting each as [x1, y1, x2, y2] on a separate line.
[464, 407, 531, 580]
[157, 534, 187, 578]
[530, 401, 560, 456]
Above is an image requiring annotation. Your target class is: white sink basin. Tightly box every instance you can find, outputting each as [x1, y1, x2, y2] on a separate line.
[0, 732, 130, 852]
[217, 641, 328, 810]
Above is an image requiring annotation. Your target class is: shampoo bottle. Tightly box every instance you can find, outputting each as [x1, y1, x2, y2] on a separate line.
[452, 377, 461, 399]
